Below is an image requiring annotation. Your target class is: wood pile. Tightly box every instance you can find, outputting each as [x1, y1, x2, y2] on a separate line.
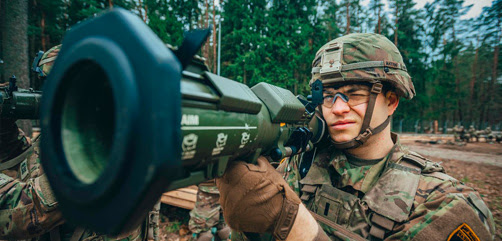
[161, 185, 198, 210]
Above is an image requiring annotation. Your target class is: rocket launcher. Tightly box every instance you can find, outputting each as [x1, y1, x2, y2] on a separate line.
[39, 8, 325, 235]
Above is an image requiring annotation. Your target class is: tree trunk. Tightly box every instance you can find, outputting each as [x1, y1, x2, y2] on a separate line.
[394, 2, 398, 46]
[137, 0, 147, 22]
[346, 1, 350, 34]
[294, 69, 298, 95]
[489, 45, 499, 123]
[3, 0, 29, 86]
[2, 0, 32, 136]
[0, 0, 3, 83]
[204, 0, 209, 61]
[144, 4, 148, 21]
[212, 0, 216, 73]
[376, 6, 382, 34]
[470, 47, 478, 99]
[243, 59, 247, 85]
[469, 42, 478, 120]
[109, 0, 113, 8]
[41, 11, 46, 50]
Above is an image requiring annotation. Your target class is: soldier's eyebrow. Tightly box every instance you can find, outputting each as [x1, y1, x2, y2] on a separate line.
[346, 85, 370, 94]
[323, 89, 335, 95]
[323, 85, 370, 95]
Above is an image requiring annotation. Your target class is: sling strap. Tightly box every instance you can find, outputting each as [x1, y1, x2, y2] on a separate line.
[309, 210, 366, 241]
[0, 141, 35, 171]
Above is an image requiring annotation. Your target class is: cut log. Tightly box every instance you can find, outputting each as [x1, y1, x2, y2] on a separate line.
[161, 185, 198, 210]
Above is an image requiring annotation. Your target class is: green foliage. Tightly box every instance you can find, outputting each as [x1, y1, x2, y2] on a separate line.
[7, 0, 501, 125]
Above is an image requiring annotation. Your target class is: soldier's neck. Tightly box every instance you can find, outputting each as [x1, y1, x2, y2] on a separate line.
[344, 127, 394, 160]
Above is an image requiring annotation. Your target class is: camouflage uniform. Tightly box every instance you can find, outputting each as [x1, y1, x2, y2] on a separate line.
[453, 125, 467, 142]
[0, 45, 154, 241]
[189, 181, 223, 234]
[189, 181, 230, 240]
[484, 127, 494, 143]
[300, 33, 493, 240]
[468, 126, 478, 142]
[277, 133, 495, 240]
[230, 33, 495, 240]
[0, 126, 146, 241]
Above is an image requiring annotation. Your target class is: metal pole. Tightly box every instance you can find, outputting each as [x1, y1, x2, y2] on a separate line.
[217, 20, 221, 76]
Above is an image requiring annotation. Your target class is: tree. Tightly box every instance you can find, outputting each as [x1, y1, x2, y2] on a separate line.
[2, 0, 32, 135]
[220, 0, 267, 84]
[424, 0, 470, 122]
[369, 0, 384, 34]
[339, 0, 363, 34]
[2, 0, 29, 85]
[478, 0, 502, 124]
[321, 0, 343, 41]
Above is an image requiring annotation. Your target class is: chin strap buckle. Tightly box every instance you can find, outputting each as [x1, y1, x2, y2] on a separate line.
[371, 82, 383, 94]
[356, 128, 373, 144]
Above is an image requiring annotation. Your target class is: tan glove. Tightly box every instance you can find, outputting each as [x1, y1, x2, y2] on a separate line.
[216, 156, 301, 240]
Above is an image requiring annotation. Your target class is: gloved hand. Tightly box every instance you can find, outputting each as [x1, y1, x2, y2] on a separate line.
[216, 156, 301, 240]
[0, 118, 26, 161]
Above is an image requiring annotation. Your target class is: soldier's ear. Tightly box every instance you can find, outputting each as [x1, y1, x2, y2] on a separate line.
[386, 91, 399, 115]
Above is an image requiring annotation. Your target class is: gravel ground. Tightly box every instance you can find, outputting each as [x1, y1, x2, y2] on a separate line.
[159, 134, 502, 240]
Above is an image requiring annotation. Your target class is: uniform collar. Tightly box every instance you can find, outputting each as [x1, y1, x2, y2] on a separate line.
[300, 132, 405, 194]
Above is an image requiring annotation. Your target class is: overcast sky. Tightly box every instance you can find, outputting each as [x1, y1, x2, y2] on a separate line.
[359, 0, 493, 19]
[214, 1, 494, 19]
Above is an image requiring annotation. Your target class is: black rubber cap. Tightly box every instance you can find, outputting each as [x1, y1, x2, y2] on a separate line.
[41, 8, 182, 235]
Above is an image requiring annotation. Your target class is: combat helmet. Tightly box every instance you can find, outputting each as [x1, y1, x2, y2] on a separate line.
[310, 33, 415, 149]
[34, 45, 61, 78]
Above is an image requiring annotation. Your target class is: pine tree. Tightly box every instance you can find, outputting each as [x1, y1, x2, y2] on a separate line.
[387, 0, 427, 120]
[220, 0, 267, 85]
[338, 0, 363, 34]
[478, 0, 502, 124]
[424, 0, 470, 122]
[321, 0, 343, 41]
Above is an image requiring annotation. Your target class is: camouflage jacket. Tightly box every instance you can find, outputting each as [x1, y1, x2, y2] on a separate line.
[276, 133, 495, 241]
[0, 128, 150, 241]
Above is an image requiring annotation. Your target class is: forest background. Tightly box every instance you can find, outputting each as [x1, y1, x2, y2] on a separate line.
[1, 0, 501, 132]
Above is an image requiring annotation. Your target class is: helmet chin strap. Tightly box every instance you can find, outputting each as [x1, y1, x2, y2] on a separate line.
[330, 81, 391, 149]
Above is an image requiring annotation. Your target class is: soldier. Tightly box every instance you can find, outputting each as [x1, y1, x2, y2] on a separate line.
[215, 34, 495, 240]
[484, 127, 494, 143]
[458, 125, 468, 142]
[0, 45, 157, 241]
[469, 125, 478, 142]
[453, 124, 461, 141]
[496, 132, 502, 143]
[189, 181, 230, 241]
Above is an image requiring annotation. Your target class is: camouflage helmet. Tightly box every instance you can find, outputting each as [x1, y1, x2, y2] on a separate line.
[310, 33, 415, 99]
[38, 45, 61, 77]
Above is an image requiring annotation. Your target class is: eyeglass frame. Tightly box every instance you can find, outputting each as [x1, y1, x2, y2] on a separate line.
[321, 86, 372, 108]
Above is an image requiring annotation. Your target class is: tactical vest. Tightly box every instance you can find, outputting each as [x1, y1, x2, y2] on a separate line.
[0, 137, 156, 241]
[298, 148, 444, 241]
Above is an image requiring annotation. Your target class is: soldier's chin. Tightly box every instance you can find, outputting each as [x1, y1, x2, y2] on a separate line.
[330, 132, 358, 143]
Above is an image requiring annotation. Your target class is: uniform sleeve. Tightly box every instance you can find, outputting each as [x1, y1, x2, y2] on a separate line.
[277, 155, 302, 196]
[0, 172, 64, 239]
[388, 175, 495, 241]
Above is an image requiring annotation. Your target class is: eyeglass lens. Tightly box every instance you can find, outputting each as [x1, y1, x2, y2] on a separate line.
[322, 92, 370, 108]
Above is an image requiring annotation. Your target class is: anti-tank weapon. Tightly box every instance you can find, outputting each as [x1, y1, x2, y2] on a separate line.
[39, 8, 326, 235]
[0, 49, 49, 119]
[0, 76, 42, 119]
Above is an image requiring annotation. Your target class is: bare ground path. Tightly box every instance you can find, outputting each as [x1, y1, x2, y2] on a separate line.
[401, 134, 502, 240]
[405, 144, 502, 167]
[159, 134, 502, 241]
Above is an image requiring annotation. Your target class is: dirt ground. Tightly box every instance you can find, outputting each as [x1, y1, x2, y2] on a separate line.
[159, 134, 502, 240]
[401, 136, 502, 240]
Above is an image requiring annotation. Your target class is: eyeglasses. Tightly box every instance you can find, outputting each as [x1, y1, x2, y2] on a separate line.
[322, 91, 370, 108]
